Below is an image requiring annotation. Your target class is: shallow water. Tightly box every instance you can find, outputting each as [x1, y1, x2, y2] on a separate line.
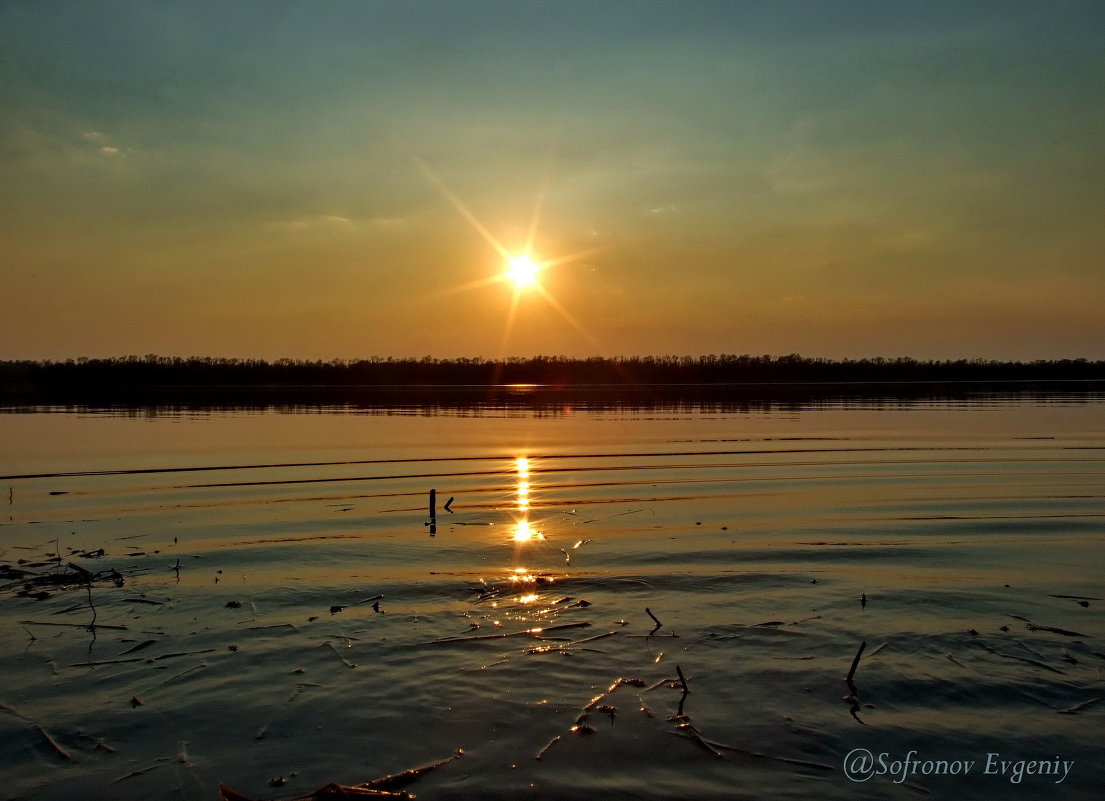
[1, 395, 1103, 800]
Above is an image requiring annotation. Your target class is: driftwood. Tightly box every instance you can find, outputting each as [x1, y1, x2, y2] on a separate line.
[975, 641, 1065, 675]
[1026, 623, 1089, 638]
[1057, 698, 1101, 714]
[219, 751, 463, 801]
[535, 675, 647, 759]
[432, 621, 590, 645]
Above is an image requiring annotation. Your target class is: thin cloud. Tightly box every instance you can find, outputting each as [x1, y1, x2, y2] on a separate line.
[273, 215, 354, 231]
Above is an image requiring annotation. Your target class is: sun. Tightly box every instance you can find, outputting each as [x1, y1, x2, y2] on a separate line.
[505, 254, 540, 289]
[409, 152, 606, 352]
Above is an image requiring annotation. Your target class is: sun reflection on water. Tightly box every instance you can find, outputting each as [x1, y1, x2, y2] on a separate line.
[510, 456, 543, 542]
[512, 520, 537, 542]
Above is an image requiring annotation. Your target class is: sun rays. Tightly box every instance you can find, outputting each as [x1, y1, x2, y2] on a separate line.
[411, 153, 606, 356]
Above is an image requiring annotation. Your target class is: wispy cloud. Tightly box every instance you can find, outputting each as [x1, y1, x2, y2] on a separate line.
[80, 130, 128, 158]
[272, 214, 353, 231]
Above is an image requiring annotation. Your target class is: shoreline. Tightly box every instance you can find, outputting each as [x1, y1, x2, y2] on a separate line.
[3, 378, 1105, 412]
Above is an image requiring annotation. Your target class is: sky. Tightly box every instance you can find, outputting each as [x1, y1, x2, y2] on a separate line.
[1, 0, 1103, 361]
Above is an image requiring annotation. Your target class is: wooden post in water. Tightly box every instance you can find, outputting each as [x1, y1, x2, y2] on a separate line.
[428, 489, 437, 535]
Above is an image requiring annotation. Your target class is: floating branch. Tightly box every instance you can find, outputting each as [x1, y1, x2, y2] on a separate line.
[662, 674, 836, 771]
[21, 620, 127, 631]
[535, 735, 561, 760]
[432, 621, 590, 645]
[0, 704, 72, 761]
[569, 631, 618, 646]
[112, 764, 167, 784]
[1027, 623, 1089, 638]
[34, 725, 73, 761]
[1057, 698, 1101, 714]
[642, 676, 678, 693]
[76, 730, 117, 753]
[150, 649, 217, 661]
[0, 701, 30, 720]
[526, 630, 619, 655]
[975, 642, 1065, 675]
[329, 594, 383, 615]
[1048, 594, 1102, 601]
[608, 677, 647, 692]
[360, 751, 464, 792]
[645, 607, 662, 627]
[670, 726, 723, 758]
[674, 732, 835, 772]
[219, 750, 463, 800]
[70, 657, 146, 667]
[70, 647, 216, 668]
[1013, 639, 1047, 660]
[116, 639, 158, 656]
[153, 663, 207, 688]
[534, 674, 646, 760]
[322, 642, 357, 669]
[945, 653, 967, 668]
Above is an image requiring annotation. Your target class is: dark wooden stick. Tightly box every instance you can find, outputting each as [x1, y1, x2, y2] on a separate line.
[34, 725, 72, 761]
[697, 736, 835, 771]
[70, 658, 146, 667]
[646, 607, 662, 627]
[351, 594, 385, 607]
[432, 621, 591, 644]
[675, 664, 690, 694]
[642, 676, 677, 693]
[361, 751, 463, 790]
[846, 641, 867, 684]
[86, 582, 97, 629]
[535, 734, 561, 760]
[568, 631, 617, 646]
[21, 620, 127, 630]
[975, 641, 1065, 674]
[1027, 623, 1088, 637]
[1057, 698, 1102, 714]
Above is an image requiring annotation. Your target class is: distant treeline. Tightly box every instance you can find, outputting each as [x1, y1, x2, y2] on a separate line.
[2, 354, 1103, 392]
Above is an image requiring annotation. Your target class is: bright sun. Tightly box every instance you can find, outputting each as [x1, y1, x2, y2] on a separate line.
[506, 255, 540, 289]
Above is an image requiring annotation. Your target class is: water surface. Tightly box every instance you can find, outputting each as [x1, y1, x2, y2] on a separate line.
[1, 395, 1102, 800]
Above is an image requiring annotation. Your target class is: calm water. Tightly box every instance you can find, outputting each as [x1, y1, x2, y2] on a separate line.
[1, 395, 1103, 800]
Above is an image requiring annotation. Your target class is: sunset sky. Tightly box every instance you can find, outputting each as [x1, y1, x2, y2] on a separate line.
[2, 1, 1103, 361]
